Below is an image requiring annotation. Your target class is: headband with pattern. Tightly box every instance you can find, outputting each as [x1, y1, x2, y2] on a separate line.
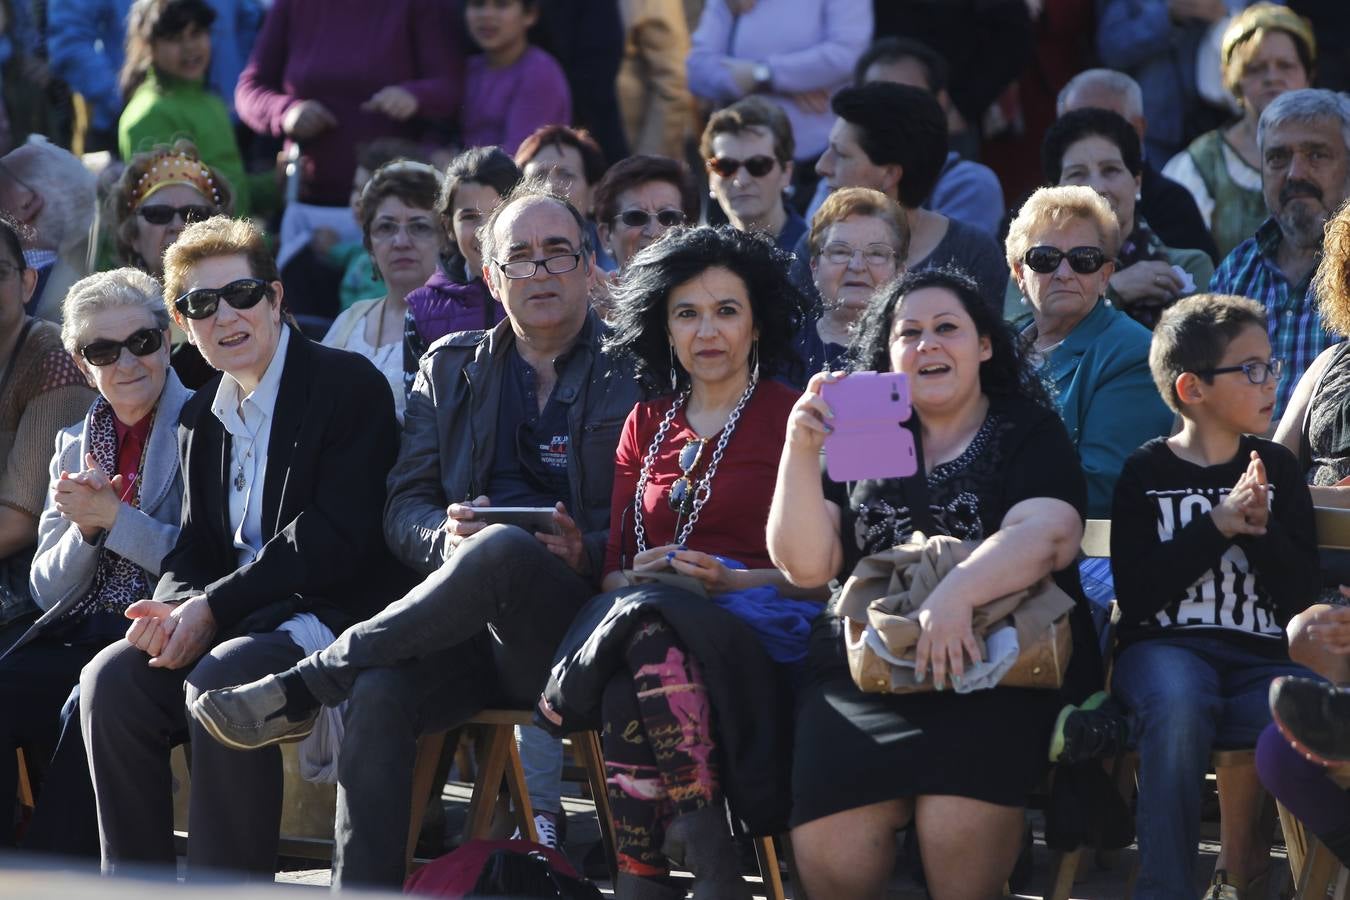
[128, 151, 223, 211]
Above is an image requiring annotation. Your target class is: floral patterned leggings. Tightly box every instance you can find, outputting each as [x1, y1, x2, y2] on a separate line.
[601, 616, 722, 876]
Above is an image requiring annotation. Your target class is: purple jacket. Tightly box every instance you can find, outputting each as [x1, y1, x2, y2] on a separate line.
[462, 46, 572, 156]
[402, 268, 506, 393]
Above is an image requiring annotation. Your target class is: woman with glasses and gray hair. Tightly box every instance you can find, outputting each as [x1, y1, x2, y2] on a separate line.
[1005, 184, 1174, 518]
[539, 225, 825, 899]
[0, 267, 186, 851]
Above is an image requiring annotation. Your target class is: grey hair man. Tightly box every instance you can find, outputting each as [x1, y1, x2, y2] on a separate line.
[1058, 68, 1217, 262]
[0, 136, 98, 322]
[1210, 88, 1350, 418]
[186, 182, 643, 888]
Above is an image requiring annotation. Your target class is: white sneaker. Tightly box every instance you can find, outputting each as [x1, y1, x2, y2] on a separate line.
[511, 812, 559, 849]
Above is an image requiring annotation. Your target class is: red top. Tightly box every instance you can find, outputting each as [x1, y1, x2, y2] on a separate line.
[603, 380, 797, 578]
[112, 414, 152, 502]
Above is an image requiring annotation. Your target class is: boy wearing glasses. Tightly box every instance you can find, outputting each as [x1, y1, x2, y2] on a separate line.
[1104, 294, 1319, 898]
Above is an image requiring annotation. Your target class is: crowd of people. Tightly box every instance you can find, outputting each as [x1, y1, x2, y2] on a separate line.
[3, 2, 1350, 899]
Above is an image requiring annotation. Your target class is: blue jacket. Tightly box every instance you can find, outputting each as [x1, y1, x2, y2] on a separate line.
[47, 0, 262, 132]
[1042, 299, 1175, 518]
[1095, 0, 1275, 161]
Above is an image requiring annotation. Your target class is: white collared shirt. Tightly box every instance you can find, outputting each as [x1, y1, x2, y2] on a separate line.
[211, 328, 290, 566]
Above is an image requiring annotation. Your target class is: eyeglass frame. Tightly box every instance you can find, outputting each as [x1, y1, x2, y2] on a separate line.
[173, 277, 272, 320]
[818, 241, 900, 268]
[137, 203, 215, 226]
[78, 327, 166, 366]
[368, 217, 441, 243]
[494, 252, 584, 280]
[1021, 245, 1109, 275]
[706, 155, 779, 178]
[615, 208, 686, 230]
[1192, 358, 1285, 385]
[668, 437, 711, 513]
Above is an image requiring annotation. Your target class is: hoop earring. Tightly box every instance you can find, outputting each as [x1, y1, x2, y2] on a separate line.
[750, 339, 760, 384]
[669, 345, 679, 392]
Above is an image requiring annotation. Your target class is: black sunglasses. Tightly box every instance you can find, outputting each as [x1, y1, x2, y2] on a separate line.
[706, 155, 778, 178]
[79, 327, 164, 366]
[668, 438, 710, 514]
[174, 278, 271, 320]
[1023, 245, 1108, 275]
[138, 204, 214, 226]
[616, 208, 685, 229]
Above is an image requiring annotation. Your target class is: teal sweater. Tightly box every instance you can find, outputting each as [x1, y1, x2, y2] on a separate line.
[1038, 299, 1175, 518]
[118, 69, 276, 219]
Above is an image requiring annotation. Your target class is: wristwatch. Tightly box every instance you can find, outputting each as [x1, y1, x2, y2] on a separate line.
[752, 62, 773, 93]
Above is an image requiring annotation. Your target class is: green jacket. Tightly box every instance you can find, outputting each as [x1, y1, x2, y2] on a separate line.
[118, 69, 277, 218]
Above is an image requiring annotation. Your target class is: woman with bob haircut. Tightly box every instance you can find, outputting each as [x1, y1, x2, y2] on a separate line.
[768, 266, 1103, 900]
[540, 225, 824, 900]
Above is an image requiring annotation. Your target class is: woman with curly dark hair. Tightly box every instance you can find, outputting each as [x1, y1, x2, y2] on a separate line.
[768, 266, 1103, 900]
[541, 225, 824, 900]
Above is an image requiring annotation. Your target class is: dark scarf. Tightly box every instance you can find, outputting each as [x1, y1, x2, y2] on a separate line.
[1116, 216, 1172, 330]
[61, 399, 153, 622]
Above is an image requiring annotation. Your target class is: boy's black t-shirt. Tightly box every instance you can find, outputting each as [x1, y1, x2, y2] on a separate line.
[1109, 435, 1320, 658]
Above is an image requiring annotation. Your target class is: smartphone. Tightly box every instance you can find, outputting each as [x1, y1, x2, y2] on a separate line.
[465, 506, 560, 535]
[820, 372, 918, 482]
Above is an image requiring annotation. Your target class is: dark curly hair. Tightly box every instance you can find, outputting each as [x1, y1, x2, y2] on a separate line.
[604, 225, 806, 394]
[1041, 107, 1143, 184]
[846, 265, 1052, 410]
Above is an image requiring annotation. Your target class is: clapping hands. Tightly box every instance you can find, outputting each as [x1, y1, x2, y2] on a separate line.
[54, 452, 128, 541]
[1211, 451, 1270, 539]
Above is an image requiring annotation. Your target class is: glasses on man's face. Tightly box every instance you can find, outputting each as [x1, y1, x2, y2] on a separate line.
[174, 278, 271, 320]
[137, 204, 214, 226]
[706, 155, 778, 178]
[668, 438, 710, 514]
[495, 252, 582, 280]
[1022, 245, 1107, 275]
[1195, 358, 1285, 385]
[79, 327, 165, 366]
[369, 219, 439, 242]
[616, 209, 685, 229]
[820, 241, 898, 268]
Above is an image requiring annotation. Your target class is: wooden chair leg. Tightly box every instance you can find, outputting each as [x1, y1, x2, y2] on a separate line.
[573, 729, 619, 883]
[501, 728, 536, 842]
[1047, 847, 1082, 900]
[465, 724, 535, 842]
[15, 748, 34, 810]
[754, 835, 786, 900]
[406, 731, 447, 873]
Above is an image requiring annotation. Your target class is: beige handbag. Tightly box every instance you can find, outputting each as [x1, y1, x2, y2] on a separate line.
[837, 532, 1074, 694]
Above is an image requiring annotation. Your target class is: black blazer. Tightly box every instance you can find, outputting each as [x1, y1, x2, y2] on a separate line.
[154, 328, 408, 639]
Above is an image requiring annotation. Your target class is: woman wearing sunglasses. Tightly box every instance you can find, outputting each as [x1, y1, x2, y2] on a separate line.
[1006, 185, 1174, 518]
[593, 154, 700, 274]
[76, 215, 403, 877]
[0, 268, 188, 852]
[1038, 108, 1213, 332]
[541, 226, 822, 899]
[108, 141, 233, 280]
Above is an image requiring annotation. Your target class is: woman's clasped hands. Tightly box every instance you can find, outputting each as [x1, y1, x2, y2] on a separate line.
[53, 452, 129, 541]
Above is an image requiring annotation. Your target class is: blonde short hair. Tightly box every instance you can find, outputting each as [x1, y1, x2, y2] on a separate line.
[60, 268, 168, 354]
[1314, 200, 1350, 339]
[808, 187, 910, 260]
[1004, 185, 1120, 272]
[162, 216, 277, 317]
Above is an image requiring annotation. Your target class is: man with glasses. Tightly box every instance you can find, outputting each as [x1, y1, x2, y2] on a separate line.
[1210, 88, 1350, 420]
[701, 97, 806, 253]
[188, 183, 641, 888]
[592, 154, 699, 273]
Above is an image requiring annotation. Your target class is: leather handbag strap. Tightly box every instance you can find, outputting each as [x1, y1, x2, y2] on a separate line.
[896, 419, 939, 537]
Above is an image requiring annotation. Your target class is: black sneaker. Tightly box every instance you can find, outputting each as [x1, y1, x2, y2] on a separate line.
[1049, 691, 1129, 764]
[1270, 676, 1350, 766]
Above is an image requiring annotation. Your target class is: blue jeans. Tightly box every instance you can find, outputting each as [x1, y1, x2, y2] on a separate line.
[1112, 636, 1307, 899]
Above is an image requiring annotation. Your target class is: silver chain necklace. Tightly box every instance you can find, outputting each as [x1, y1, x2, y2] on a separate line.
[632, 380, 756, 552]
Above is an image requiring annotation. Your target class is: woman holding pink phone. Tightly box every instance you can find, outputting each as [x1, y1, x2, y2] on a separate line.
[767, 266, 1104, 900]
[540, 226, 825, 900]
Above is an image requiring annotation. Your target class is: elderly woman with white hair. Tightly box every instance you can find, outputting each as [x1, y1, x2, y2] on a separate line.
[1006, 184, 1174, 518]
[0, 267, 189, 848]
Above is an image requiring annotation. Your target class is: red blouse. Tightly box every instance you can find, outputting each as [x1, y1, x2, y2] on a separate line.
[602, 380, 797, 578]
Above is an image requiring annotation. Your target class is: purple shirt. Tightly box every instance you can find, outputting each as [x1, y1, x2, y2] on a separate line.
[461, 46, 572, 155]
[686, 0, 872, 160]
[235, 0, 464, 205]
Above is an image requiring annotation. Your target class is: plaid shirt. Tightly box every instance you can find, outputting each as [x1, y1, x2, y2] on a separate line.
[1209, 218, 1343, 419]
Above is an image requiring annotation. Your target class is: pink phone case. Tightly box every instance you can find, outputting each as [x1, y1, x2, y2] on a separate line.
[821, 372, 918, 482]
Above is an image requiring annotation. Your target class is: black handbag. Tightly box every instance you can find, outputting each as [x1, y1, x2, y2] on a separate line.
[467, 849, 602, 899]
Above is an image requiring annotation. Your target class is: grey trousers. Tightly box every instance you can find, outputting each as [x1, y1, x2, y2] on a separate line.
[80, 630, 303, 881]
[315, 525, 594, 888]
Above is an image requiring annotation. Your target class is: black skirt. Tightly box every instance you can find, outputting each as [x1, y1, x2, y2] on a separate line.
[790, 613, 1061, 827]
